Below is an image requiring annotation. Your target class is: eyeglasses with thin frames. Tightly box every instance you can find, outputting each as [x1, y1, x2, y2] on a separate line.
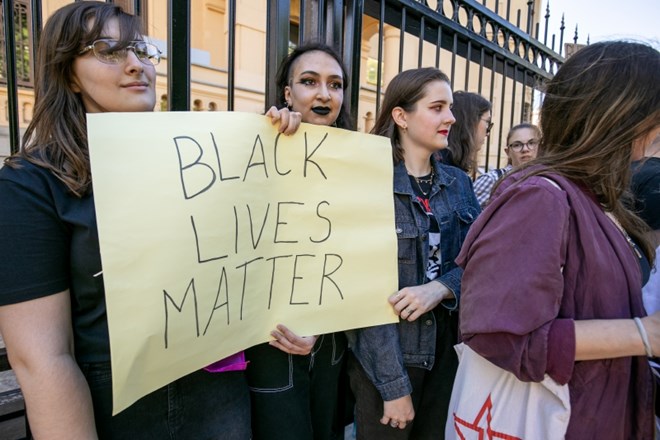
[481, 118, 494, 135]
[79, 39, 162, 66]
[507, 139, 539, 152]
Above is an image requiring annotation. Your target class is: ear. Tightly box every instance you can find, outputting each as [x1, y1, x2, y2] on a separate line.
[284, 85, 292, 108]
[391, 106, 407, 130]
[70, 75, 82, 94]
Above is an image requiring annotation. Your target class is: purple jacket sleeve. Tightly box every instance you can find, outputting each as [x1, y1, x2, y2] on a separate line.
[456, 177, 575, 384]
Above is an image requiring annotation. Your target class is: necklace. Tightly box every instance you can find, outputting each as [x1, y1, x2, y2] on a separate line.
[409, 168, 434, 197]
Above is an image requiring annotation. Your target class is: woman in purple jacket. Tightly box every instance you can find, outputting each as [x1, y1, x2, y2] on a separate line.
[457, 41, 660, 438]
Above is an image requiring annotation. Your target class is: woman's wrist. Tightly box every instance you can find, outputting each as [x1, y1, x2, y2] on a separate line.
[633, 317, 654, 358]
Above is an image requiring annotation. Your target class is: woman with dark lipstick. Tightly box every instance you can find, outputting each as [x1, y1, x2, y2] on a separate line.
[245, 42, 352, 440]
[345, 67, 480, 439]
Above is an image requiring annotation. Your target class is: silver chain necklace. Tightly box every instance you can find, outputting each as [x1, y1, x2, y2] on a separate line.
[409, 168, 434, 196]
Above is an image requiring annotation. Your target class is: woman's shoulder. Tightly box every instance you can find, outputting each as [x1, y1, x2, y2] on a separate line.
[490, 168, 575, 211]
[498, 167, 579, 194]
[1, 157, 56, 182]
[0, 157, 67, 199]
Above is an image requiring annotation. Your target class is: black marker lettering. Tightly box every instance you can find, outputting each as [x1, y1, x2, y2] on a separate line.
[174, 136, 216, 199]
[273, 133, 291, 176]
[310, 200, 332, 243]
[274, 201, 304, 244]
[203, 266, 230, 335]
[211, 132, 240, 181]
[163, 279, 200, 349]
[319, 253, 344, 304]
[236, 257, 264, 320]
[290, 254, 314, 305]
[244, 135, 268, 181]
[304, 132, 328, 179]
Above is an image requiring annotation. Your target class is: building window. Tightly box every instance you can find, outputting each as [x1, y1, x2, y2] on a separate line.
[523, 103, 531, 122]
[113, 0, 148, 32]
[0, 0, 33, 87]
[366, 58, 383, 86]
[289, 22, 299, 52]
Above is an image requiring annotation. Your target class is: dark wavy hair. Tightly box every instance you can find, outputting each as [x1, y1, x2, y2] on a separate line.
[5, 1, 145, 197]
[521, 41, 660, 262]
[370, 67, 451, 164]
[445, 91, 492, 173]
[273, 42, 352, 130]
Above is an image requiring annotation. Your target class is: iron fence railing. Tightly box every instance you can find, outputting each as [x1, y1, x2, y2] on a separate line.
[1, 0, 579, 161]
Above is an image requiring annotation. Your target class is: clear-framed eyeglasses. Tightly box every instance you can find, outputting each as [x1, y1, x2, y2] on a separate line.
[79, 39, 162, 66]
[481, 118, 494, 135]
[507, 139, 539, 152]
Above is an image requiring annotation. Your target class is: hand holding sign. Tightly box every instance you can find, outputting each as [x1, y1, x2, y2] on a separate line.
[269, 324, 319, 355]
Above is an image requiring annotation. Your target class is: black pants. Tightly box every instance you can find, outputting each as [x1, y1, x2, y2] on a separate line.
[347, 308, 458, 440]
[246, 332, 347, 440]
[82, 363, 251, 439]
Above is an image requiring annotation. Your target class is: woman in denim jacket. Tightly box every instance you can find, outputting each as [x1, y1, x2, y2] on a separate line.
[346, 68, 480, 439]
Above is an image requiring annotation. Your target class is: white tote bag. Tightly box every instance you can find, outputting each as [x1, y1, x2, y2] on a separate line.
[445, 343, 571, 440]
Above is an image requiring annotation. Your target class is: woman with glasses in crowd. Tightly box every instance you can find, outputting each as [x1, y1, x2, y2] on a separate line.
[442, 91, 492, 176]
[0, 2, 297, 437]
[457, 41, 660, 438]
[473, 123, 541, 206]
[346, 67, 480, 439]
[245, 42, 352, 440]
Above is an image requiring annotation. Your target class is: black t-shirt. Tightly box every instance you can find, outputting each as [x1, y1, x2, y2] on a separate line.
[407, 173, 441, 281]
[0, 159, 109, 363]
[631, 157, 660, 230]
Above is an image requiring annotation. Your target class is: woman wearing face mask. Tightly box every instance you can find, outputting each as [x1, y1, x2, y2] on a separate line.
[245, 42, 352, 440]
[457, 41, 660, 439]
[442, 91, 492, 176]
[0, 3, 298, 438]
[473, 123, 541, 207]
[345, 68, 480, 439]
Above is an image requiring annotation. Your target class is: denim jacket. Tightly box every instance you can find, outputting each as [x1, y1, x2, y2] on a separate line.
[346, 156, 480, 401]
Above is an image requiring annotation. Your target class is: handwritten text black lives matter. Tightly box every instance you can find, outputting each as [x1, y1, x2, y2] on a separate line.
[162, 130, 345, 348]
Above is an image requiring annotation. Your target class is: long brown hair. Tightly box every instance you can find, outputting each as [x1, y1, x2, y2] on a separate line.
[371, 67, 451, 164]
[521, 41, 660, 261]
[5, 2, 145, 196]
[446, 91, 491, 173]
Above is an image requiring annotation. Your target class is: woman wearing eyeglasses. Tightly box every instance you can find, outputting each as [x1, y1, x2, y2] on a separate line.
[0, 2, 299, 438]
[473, 123, 541, 206]
[442, 91, 492, 175]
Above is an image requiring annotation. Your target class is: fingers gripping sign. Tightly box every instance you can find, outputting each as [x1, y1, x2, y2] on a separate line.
[268, 324, 319, 355]
[265, 106, 303, 136]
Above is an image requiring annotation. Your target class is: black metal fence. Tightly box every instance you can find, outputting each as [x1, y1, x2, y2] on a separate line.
[0, 2, 577, 435]
[1, 0, 580, 163]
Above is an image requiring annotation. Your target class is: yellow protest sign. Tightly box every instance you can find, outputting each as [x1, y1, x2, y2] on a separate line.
[87, 111, 398, 415]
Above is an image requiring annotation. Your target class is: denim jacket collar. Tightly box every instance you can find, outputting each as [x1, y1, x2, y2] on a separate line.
[393, 154, 456, 196]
